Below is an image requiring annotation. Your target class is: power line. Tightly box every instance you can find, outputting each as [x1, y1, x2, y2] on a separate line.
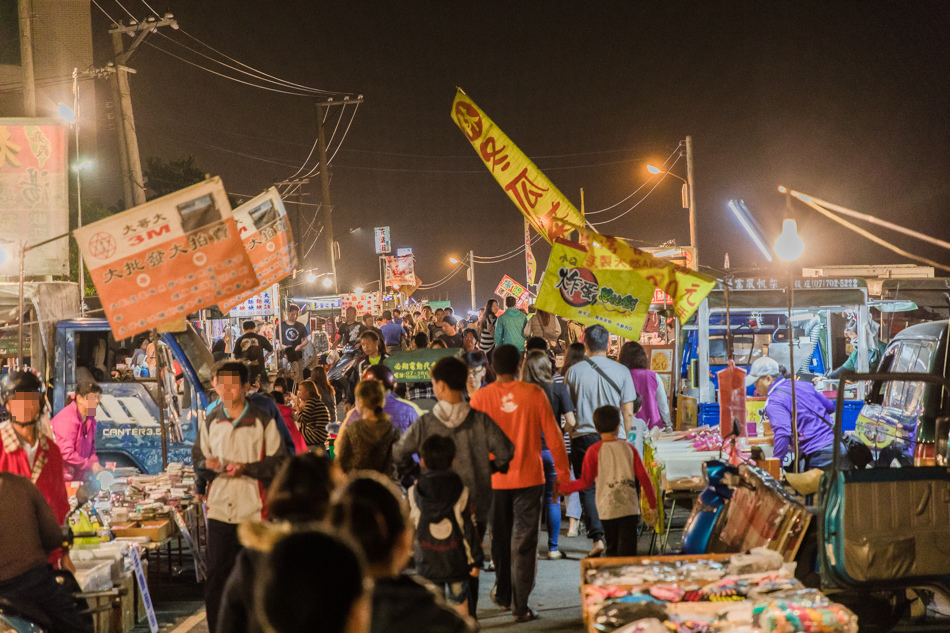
[417, 263, 465, 290]
[91, 0, 120, 25]
[327, 103, 360, 164]
[588, 154, 684, 227]
[111, 0, 137, 21]
[585, 144, 680, 215]
[142, 40, 321, 96]
[176, 29, 353, 96]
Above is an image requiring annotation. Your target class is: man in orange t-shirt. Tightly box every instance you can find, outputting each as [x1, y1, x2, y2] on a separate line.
[470, 344, 569, 623]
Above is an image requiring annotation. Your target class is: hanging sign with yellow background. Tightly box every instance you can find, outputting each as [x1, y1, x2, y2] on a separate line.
[536, 240, 654, 340]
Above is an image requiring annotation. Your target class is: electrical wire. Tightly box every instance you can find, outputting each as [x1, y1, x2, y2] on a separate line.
[142, 41, 323, 96]
[588, 154, 683, 227]
[155, 32, 338, 96]
[326, 103, 360, 165]
[472, 234, 544, 263]
[112, 0, 136, 20]
[417, 263, 465, 290]
[584, 144, 680, 215]
[91, 0, 120, 25]
[176, 29, 353, 96]
[138, 0, 161, 17]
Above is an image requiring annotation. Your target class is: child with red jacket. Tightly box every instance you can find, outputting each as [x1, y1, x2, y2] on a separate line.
[560, 405, 657, 557]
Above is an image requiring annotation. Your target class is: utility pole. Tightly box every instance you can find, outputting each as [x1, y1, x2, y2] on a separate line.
[110, 15, 179, 207]
[468, 250, 476, 313]
[685, 135, 698, 267]
[315, 96, 363, 295]
[17, 0, 36, 116]
[274, 179, 310, 266]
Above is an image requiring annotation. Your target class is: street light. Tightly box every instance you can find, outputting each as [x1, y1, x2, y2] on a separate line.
[646, 135, 697, 266]
[322, 277, 333, 288]
[57, 83, 86, 316]
[774, 219, 805, 262]
[447, 252, 476, 312]
[306, 272, 316, 283]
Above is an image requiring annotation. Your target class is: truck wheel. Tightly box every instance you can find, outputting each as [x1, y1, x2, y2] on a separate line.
[97, 453, 143, 474]
[836, 592, 909, 633]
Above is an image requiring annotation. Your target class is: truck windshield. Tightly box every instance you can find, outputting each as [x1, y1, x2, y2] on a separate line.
[170, 328, 215, 395]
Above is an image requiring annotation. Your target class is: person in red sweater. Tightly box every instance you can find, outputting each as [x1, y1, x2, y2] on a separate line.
[271, 391, 307, 454]
[0, 369, 72, 570]
[560, 405, 657, 557]
[470, 344, 569, 623]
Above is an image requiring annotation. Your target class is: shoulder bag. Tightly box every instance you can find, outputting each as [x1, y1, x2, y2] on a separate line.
[585, 359, 642, 414]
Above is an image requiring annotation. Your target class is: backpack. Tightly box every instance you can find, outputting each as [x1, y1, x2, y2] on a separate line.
[408, 482, 475, 583]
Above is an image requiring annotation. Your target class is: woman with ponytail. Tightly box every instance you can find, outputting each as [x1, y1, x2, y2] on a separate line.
[334, 380, 401, 477]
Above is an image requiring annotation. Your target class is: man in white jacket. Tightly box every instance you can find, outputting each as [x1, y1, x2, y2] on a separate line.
[192, 361, 287, 633]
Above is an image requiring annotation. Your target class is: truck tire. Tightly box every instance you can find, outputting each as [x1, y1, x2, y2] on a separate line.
[97, 453, 144, 474]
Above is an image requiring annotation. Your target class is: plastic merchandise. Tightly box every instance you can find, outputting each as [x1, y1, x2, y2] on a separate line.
[587, 560, 727, 586]
[753, 600, 858, 633]
[73, 560, 112, 592]
[749, 586, 828, 604]
[594, 602, 669, 632]
[730, 547, 785, 575]
[611, 619, 669, 633]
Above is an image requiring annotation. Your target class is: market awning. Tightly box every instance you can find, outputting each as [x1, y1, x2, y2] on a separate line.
[881, 278, 950, 310]
[704, 277, 868, 310]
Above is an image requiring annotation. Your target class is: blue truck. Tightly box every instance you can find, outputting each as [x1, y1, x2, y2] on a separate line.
[48, 319, 214, 474]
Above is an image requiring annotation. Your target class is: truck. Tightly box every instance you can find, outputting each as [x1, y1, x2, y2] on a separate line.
[47, 319, 214, 474]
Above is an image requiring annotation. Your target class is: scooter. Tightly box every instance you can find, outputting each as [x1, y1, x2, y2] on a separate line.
[680, 460, 739, 555]
[327, 344, 360, 405]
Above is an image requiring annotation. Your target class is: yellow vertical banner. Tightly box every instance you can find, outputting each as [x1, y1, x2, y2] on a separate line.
[451, 89, 717, 323]
[535, 240, 654, 340]
[451, 90, 584, 242]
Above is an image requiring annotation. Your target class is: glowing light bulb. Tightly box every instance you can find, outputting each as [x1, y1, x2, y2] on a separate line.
[323, 277, 332, 288]
[306, 272, 316, 282]
[56, 102, 76, 124]
[449, 257, 459, 265]
[647, 165, 662, 175]
[774, 219, 804, 261]
[354, 287, 364, 294]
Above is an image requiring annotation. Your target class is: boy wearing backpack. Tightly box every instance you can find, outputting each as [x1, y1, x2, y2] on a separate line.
[408, 434, 480, 619]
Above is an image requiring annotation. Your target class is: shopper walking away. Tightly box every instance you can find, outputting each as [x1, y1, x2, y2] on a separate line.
[335, 380, 401, 477]
[524, 308, 562, 353]
[296, 380, 332, 451]
[279, 304, 310, 384]
[470, 345, 570, 622]
[342, 365, 420, 435]
[394, 355, 515, 617]
[408, 435, 480, 619]
[380, 310, 406, 355]
[331, 474, 471, 633]
[560, 405, 657, 557]
[565, 324, 638, 557]
[234, 321, 273, 387]
[0, 472, 91, 633]
[560, 342, 587, 537]
[217, 450, 338, 633]
[50, 379, 103, 481]
[494, 296, 528, 350]
[256, 530, 370, 633]
[521, 350, 577, 559]
[618, 342, 672, 432]
[192, 361, 287, 633]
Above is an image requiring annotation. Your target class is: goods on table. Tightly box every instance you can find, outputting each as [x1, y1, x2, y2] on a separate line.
[582, 553, 858, 633]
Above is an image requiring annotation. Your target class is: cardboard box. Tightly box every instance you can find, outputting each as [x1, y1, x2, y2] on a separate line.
[110, 520, 172, 543]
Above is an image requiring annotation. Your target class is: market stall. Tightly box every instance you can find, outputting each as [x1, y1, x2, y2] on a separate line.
[66, 463, 205, 633]
[581, 550, 858, 633]
[680, 277, 873, 431]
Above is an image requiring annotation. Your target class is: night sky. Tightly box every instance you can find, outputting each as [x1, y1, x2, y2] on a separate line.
[94, 2, 950, 307]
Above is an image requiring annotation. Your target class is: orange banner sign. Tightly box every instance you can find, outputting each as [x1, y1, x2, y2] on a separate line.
[219, 188, 296, 313]
[74, 178, 258, 339]
[0, 119, 69, 275]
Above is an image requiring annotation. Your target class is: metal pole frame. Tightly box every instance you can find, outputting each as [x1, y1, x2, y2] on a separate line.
[469, 249, 476, 313]
[787, 272, 800, 473]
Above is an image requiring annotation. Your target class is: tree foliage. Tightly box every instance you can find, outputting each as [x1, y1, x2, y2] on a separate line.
[144, 155, 207, 200]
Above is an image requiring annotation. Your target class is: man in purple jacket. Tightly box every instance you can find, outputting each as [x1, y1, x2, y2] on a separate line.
[746, 357, 838, 471]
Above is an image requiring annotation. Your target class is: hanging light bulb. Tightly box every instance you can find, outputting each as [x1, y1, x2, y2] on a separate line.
[774, 219, 804, 261]
[306, 272, 316, 283]
[323, 277, 333, 288]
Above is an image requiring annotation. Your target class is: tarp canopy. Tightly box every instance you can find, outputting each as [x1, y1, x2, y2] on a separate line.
[704, 277, 868, 311]
[881, 278, 950, 311]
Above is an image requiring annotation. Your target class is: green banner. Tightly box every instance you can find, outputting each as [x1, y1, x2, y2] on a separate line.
[384, 348, 460, 382]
